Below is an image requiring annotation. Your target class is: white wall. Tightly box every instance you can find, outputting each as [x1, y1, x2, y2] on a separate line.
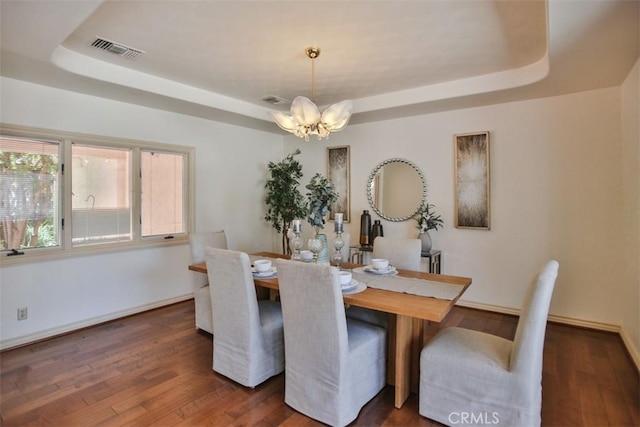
[2, 75, 637, 364]
[0, 77, 282, 348]
[286, 86, 633, 335]
[620, 57, 640, 361]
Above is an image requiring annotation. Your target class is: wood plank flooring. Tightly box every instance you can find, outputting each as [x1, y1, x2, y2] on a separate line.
[1, 300, 638, 426]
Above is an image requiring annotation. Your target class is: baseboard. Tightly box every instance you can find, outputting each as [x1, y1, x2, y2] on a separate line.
[457, 299, 621, 332]
[457, 299, 639, 372]
[0, 294, 194, 351]
[619, 327, 640, 372]
[457, 300, 521, 317]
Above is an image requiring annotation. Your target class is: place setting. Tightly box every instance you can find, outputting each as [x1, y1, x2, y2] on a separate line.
[252, 259, 278, 278]
[298, 250, 314, 263]
[339, 270, 366, 295]
[352, 258, 398, 276]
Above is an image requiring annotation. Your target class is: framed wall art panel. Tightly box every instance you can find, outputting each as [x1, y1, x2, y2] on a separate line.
[454, 132, 490, 230]
[327, 145, 350, 222]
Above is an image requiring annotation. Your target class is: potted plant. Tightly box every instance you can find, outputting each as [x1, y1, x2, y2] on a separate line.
[264, 149, 308, 254]
[414, 202, 443, 253]
[305, 173, 338, 235]
[305, 173, 338, 263]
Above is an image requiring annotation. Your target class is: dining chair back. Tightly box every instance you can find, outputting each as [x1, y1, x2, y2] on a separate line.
[205, 248, 284, 388]
[188, 230, 227, 333]
[372, 236, 421, 271]
[276, 259, 386, 426]
[419, 260, 559, 426]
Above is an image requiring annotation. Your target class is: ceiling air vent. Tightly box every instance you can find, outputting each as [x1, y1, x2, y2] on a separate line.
[262, 95, 290, 105]
[91, 37, 145, 60]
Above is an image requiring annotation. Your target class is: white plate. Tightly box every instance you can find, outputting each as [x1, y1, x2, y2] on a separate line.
[341, 279, 358, 291]
[363, 265, 398, 276]
[252, 267, 277, 277]
[342, 281, 367, 295]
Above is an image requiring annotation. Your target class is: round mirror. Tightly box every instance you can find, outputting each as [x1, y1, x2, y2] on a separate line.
[367, 158, 426, 222]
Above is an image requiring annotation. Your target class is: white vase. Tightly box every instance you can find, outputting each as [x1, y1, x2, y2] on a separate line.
[419, 231, 432, 253]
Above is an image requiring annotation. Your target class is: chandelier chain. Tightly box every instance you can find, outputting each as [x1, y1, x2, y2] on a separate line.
[306, 47, 320, 103]
[311, 55, 316, 103]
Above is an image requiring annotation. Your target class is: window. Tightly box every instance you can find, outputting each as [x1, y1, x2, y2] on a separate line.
[141, 150, 186, 237]
[0, 126, 193, 263]
[0, 136, 61, 251]
[72, 144, 132, 245]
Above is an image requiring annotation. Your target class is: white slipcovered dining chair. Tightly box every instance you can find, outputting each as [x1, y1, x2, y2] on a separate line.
[188, 230, 228, 334]
[419, 260, 559, 426]
[276, 259, 387, 427]
[372, 236, 422, 271]
[205, 248, 285, 388]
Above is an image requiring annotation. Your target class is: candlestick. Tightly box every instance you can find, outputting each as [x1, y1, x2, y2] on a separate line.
[334, 212, 344, 233]
[332, 230, 344, 268]
[291, 230, 302, 261]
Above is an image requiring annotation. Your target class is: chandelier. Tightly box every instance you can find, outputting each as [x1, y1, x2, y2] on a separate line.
[270, 47, 353, 141]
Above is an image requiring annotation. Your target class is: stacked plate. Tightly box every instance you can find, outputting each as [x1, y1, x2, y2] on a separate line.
[341, 279, 358, 292]
[363, 265, 398, 276]
[252, 267, 277, 278]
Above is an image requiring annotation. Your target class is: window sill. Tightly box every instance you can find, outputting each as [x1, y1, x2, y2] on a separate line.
[0, 237, 189, 267]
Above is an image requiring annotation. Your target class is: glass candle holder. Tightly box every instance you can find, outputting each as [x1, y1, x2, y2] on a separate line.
[332, 231, 344, 268]
[291, 231, 302, 261]
[308, 238, 323, 263]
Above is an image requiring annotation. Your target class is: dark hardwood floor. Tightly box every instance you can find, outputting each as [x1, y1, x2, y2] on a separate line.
[1, 300, 638, 426]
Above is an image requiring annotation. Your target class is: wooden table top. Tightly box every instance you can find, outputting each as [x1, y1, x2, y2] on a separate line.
[189, 251, 471, 322]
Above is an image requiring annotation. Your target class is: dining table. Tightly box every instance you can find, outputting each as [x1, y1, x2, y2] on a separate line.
[188, 251, 472, 409]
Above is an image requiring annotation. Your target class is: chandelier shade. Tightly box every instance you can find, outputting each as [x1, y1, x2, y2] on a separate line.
[321, 100, 353, 131]
[270, 47, 353, 141]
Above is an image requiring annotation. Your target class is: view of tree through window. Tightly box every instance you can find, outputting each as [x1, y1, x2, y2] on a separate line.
[0, 136, 60, 250]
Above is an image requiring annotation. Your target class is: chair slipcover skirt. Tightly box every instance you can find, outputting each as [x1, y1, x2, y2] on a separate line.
[420, 328, 532, 425]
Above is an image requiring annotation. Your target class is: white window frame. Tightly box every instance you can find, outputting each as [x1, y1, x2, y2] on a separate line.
[0, 124, 194, 266]
[140, 148, 189, 239]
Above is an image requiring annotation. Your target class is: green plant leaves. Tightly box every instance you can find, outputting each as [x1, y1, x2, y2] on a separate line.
[305, 173, 338, 231]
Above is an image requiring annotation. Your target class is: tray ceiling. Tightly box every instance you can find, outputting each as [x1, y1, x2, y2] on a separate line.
[1, 0, 638, 132]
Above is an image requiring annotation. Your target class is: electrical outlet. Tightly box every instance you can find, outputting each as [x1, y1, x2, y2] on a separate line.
[17, 307, 27, 321]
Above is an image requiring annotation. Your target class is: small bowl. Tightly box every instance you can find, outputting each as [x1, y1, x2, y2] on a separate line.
[371, 258, 389, 270]
[300, 250, 313, 261]
[254, 259, 272, 273]
[339, 271, 353, 286]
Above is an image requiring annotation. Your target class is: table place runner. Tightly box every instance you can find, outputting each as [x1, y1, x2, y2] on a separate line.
[351, 271, 463, 300]
[248, 256, 461, 300]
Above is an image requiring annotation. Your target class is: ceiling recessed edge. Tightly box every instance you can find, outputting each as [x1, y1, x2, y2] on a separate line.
[353, 50, 550, 115]
[50, 45, 272, 122]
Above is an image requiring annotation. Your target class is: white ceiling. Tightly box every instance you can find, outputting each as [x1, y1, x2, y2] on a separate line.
[1, 0, 638, 134]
